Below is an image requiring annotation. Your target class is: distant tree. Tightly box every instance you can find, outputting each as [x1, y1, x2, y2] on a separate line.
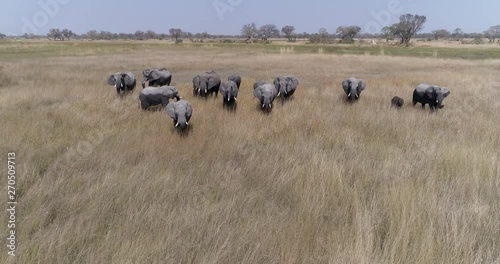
[61, 29, 74, 40]
[169, 28, 183, 43]
[452, 28, 463, 40]
[47, 28, 63, 41]
[281, 25, 296, 42]
[195, 32, 210, 39]
[257, 24, 280, 39]
[484, 25, 500, 42]
[381, 25, 396, 42]
[336, 26, 361, 43]
[390, 14, 427, 45]
[241, 23, 258, 41]
[145, 30, 157, 40]
[431, 29, 450, 40]
[100, 31, 113, 40]
[0, 33, 6, 39]
[134, 30, 145, 40]
[86, 30, 98, 40]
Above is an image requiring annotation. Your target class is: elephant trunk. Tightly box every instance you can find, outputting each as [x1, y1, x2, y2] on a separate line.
[348, 87, 357, 101]
[436, 93, 445, 109]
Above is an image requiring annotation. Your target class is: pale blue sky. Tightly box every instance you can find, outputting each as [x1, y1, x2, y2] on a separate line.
[1, 0, 498, 36]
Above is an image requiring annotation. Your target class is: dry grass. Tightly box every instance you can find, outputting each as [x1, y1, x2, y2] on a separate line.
[1, 45, 500, 264]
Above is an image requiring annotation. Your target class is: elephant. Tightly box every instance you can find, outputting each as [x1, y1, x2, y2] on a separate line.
[254, 82, 278, 112]
[192, 71, 221, 97]
[142, 68, 172, 88]
[342, 77, 366, 101]
[166, 100, 192, 130]
[274, 76, 299, 99]
[138, 86, 180, 110]
[253, 81, 266, 90]
[412, 84, 450, 112]
[228, 74, 241, 88]
[220, 80, 239, 104]
[391, 96, 404, 108]
[107, 72, 136, 95]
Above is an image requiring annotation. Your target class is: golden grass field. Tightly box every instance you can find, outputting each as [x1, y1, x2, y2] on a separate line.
[1, 42, 500, 263]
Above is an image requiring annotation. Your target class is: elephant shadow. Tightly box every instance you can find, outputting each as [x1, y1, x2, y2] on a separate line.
[223, 102, 238, 112]
[172, 125, 193, 137]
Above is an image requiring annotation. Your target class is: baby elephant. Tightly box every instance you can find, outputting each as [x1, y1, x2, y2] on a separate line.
[139, 86, 180, 110]
[166, 100, 192, 131]
[391, 96, 405, 108]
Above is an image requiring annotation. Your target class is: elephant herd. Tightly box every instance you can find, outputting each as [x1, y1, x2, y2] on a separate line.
[107, 68, 451, 131]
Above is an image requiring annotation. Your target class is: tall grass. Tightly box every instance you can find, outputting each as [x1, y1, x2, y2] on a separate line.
[1, 45, 499, 263]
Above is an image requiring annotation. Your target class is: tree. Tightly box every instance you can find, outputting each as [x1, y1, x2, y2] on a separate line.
[145, 30, 157, 40]
[241, 23, 258, 40]
[61, 29, 74, 40]
[258, 24, 280, 39]
[87, 30, 98, 40]
[281, 25, 296, 42]
[484, 25, 500, 42]
[47, 28, 63, 41]
[336, 26, 361, 43]
[431, 29, 450, 40]
[452, 28, 463, 40]
[381, 25, 396, 42]
[391, 14, 427, 45]
[0, 33, 6, 39]
[169, 28, 183, 43]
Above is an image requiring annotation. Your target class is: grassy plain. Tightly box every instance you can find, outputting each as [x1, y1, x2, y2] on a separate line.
[1, 40, 500, 263]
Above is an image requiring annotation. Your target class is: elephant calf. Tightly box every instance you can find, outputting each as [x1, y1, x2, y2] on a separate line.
[107, 72, 136, 95]
[391, 96, 405, 108]
[192, 71, 221, 97]
[274, 76, 299, 99]
[342, 77, 366, 101]
[139, 86, 180, 110]
[254, 82, 278, 112]
[412, 84, 450, 112]
[142, 68, 172, 89]
[166, 100, 192, 131]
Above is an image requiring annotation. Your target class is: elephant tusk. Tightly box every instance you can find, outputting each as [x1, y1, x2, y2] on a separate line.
[234, 97, 237, 101]
[347, 93, 351, 97]
[175, 122, 179, 127]
[228, 97, 230, 102]
[356, 94, 359, 98]
[269, 104, 272, 109]
[205, 89, 207, 93]
[186, 122, 189, 125]
[262, 104, 265, 108]
[114, 84, 117, 88]
[277, 92, 281, 97]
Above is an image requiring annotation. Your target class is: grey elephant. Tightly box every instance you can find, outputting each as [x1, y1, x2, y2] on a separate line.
[228, 74, 241, 88]
[274, 76, 299, 99]
[253, 81, 266, 90]
[192, 71, 221, 97]
[254, 82, 278, 112]
[342, 77, 366, 101]
[139, 86, 180, 110]
[412, 84, 450, 112]
[142, 68, 172, 88]
[166, 100, 193, 130]
[220, 80, 239, 104]
[391, 96, 404, 108]
[107, 72, 136, 95]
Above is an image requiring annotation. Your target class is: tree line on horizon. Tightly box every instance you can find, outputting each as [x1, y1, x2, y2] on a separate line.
[2, 14, 500, 45]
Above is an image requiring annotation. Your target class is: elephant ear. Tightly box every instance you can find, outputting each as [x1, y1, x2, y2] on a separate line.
[253, 86, 263, 98]
[192, 75, 200, 88]
[185, 101, 193, 121]
[166, 103, 177, 119]
[142, 69, 151, 79]
[358, 79, 366, 92]
[425, 86, 436, 99]
[442, 87, 451, 98]
[150, 69, 162, 81]
[342, 79, 350, 93]
[107, 74, 117, 85]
